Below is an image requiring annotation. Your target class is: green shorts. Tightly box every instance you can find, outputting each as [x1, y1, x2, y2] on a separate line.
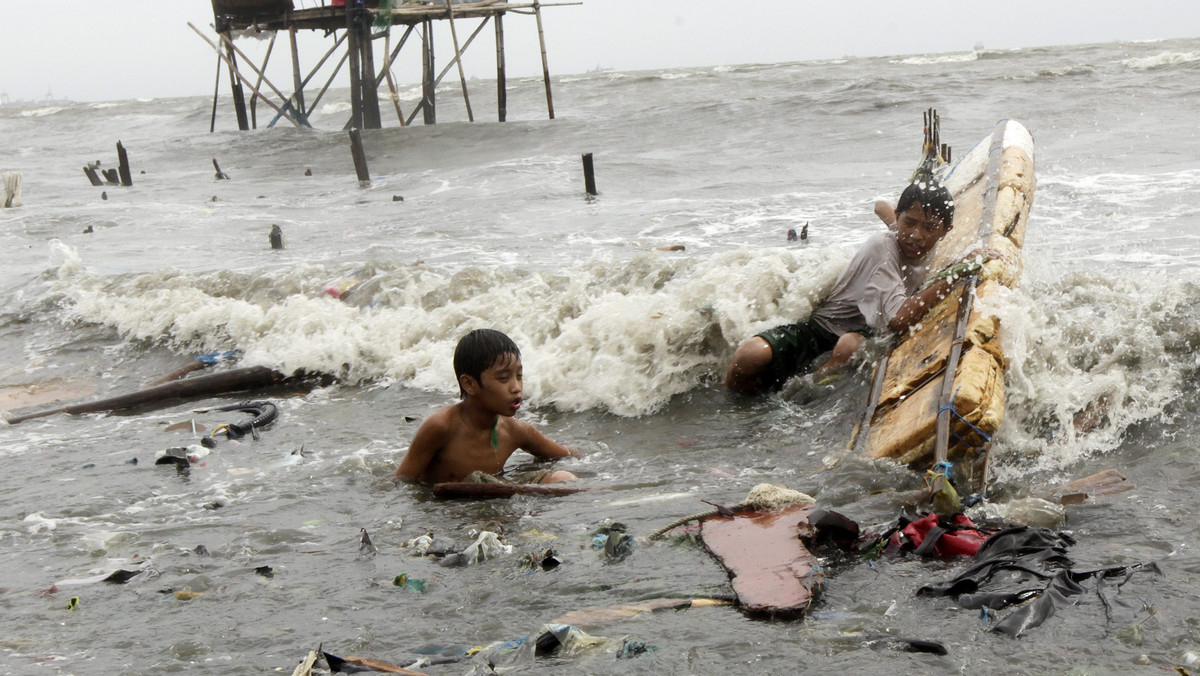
[755, 320, 839, 389]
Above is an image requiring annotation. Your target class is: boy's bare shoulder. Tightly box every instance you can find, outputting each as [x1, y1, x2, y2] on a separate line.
[413, 403, 461, 437]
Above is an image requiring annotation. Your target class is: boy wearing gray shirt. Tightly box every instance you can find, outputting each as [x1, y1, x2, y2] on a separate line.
[725, 179, 961, 394]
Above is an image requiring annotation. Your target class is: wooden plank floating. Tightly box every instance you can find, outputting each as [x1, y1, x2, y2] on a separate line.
[700, 504, 823, 618]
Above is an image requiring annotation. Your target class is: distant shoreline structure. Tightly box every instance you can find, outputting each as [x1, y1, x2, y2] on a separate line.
[0, 90, 73, 108]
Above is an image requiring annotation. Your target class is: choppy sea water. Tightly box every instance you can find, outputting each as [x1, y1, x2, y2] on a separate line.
[2, 37, 1200, 674]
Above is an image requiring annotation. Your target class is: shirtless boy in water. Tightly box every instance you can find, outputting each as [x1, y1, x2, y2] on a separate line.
[391, 329, 577, 485]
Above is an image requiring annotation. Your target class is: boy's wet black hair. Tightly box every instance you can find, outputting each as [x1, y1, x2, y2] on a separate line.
[454, 329, 521, 398]
[895, 179, 955, 229]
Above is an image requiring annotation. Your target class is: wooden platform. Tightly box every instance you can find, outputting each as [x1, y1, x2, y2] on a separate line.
[200, 0, 580, 131]
[214, 1, 567, 32]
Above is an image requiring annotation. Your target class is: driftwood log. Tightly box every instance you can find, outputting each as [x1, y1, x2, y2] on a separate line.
[4, 366, 293, 425]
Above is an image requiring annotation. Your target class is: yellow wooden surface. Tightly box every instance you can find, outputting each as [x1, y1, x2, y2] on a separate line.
[859, 120, 1033, 465]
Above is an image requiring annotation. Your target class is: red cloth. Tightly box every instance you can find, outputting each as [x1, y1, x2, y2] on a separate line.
[893, 513, 990, 558]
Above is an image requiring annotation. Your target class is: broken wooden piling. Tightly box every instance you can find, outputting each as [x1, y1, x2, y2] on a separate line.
[582, 152, 597, 197]
[348, 129, 370, 183]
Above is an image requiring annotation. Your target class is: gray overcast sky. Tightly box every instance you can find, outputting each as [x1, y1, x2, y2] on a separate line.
[2, 1, 1197, 102]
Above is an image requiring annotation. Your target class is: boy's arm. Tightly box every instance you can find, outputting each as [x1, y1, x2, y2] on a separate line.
[887, 278, 952, 334]
[391, 415, 449, 483]
[887, 249, 1002, 334]
[513, 419, 577, 461]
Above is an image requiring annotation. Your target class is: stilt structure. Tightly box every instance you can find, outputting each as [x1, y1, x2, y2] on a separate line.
[202, 0, 578, 131]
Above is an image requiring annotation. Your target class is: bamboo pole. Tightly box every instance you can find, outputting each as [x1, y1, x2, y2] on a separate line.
[533, 1, 555, 119]
[444, 0, 474, 122]
[190, 23, 305, 128]
[210, 53, 222, 133]
[382, 27, 407, 126]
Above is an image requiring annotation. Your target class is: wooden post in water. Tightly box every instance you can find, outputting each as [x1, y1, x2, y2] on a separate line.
[289, 27, 307, 121]
[582, 153, 597, 196]
[222, 29, 250, 131]
[533, 1, 555, 120]
[116, 142, 133, 187]
[495, 10, 507, 122]
[348, 129, 370, 183]
[210, 54, 222, 133]
[421, 19, 436, 125]
[358, 6, 382, 129]
[347, 7, 365, 130]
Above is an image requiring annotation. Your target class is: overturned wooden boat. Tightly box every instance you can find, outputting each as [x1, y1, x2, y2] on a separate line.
[850, 113, 1036, 493]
